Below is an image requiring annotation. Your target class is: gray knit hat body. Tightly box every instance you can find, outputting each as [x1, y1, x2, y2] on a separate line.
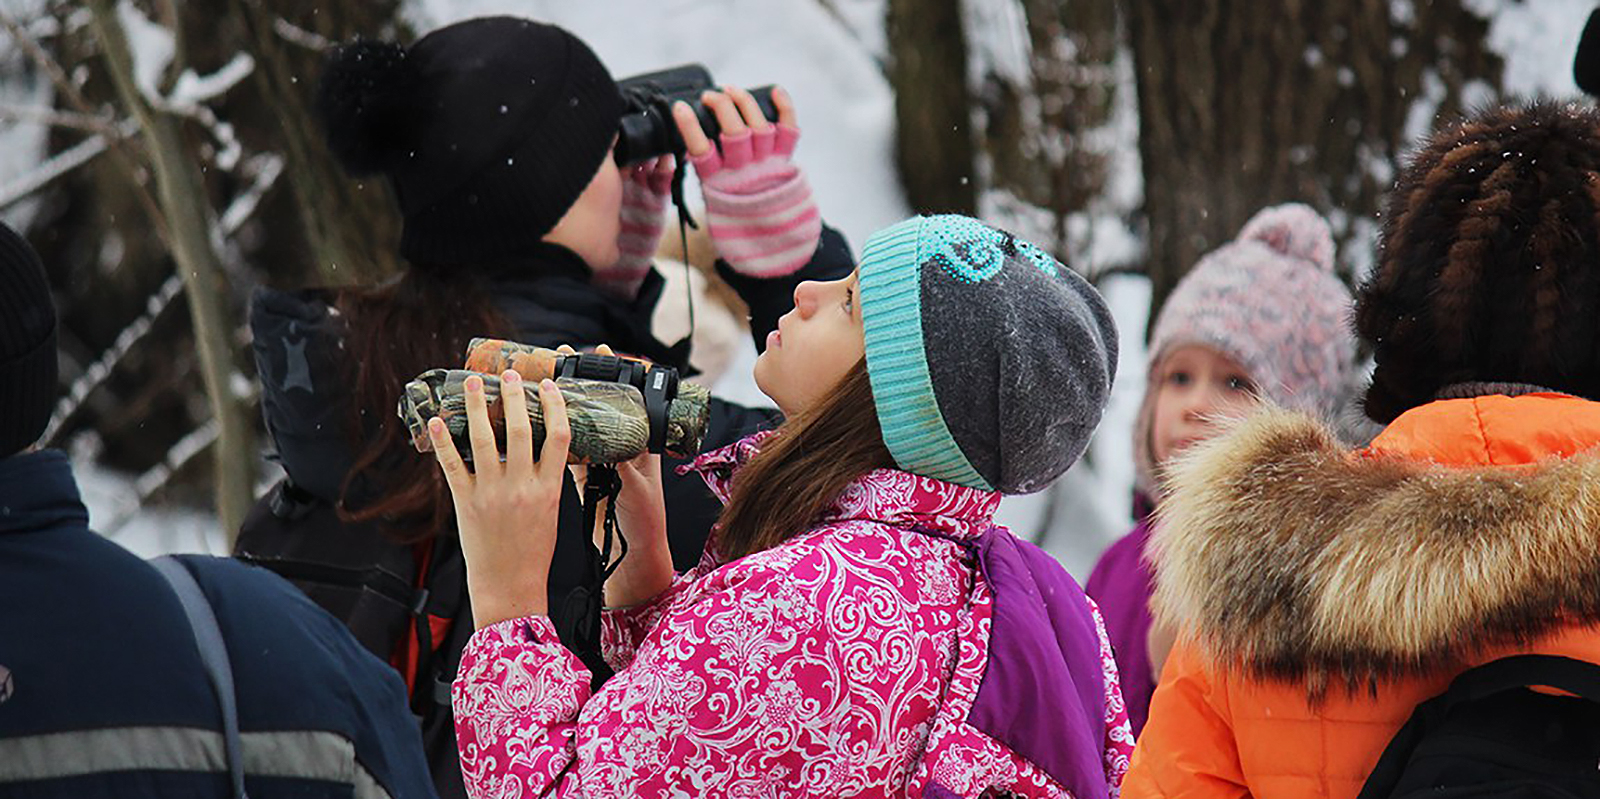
[0, 220, 56, 458]
[858, 215, 1118, 494]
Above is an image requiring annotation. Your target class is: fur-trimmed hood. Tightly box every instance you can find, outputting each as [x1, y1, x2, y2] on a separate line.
[1149, 404, 1600, 691]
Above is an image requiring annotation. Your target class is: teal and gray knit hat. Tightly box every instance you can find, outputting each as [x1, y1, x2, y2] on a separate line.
[858, 215, 1118, 494]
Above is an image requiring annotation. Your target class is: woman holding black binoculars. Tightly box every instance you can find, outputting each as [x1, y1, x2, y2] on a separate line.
[238, 15, 853, 798]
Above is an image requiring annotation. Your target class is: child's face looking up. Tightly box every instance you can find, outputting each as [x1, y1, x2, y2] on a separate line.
[1150, 345, 1258, 465]
[754, 270, 866, 416]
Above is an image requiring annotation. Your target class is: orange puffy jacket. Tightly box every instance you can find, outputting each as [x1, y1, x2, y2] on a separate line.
[1122, 393, 1600, 798]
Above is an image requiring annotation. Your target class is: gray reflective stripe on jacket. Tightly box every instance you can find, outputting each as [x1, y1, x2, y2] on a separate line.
[0, 727, 393, 798]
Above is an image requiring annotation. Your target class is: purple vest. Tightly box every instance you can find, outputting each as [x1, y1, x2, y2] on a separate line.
[923, 526, 1112, 798]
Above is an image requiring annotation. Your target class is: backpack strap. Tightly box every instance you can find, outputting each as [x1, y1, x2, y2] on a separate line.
[1435, 654, 1600, 707]
[1358, 654, 1600, 799]
[150, 556, 248, 799]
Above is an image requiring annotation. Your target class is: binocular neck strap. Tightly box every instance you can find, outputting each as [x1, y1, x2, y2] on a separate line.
[666, 156, 697, 371]
[582, 465, 629, 585]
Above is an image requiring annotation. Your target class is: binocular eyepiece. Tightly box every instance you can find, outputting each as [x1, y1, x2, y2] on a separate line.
[614, 63, 777, 165]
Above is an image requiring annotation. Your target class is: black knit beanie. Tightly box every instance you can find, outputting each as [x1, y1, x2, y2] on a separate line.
[316, 16, 625, 266]
[1356, 100, 1600, 423]
[0, 220, 57, 459]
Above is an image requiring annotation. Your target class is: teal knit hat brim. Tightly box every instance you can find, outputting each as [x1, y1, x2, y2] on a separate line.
[858, 217, 993, 490]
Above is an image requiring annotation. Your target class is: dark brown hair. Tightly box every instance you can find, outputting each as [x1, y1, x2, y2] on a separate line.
[1356, 100, 1600, 423]
[335, 267, 511, 542]
[715, 360, 896, 560]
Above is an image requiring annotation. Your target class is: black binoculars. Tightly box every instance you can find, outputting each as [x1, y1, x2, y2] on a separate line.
[614, 64, 778, 165]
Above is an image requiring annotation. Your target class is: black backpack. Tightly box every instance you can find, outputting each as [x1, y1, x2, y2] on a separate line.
[1357, 655, 1600, 798]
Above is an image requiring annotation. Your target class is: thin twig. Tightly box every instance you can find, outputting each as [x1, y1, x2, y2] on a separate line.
[0, 126, 113, 210]
[40, 272, 184, 446]
[0, 101, 116, 132]
[272, 16, 330, 51]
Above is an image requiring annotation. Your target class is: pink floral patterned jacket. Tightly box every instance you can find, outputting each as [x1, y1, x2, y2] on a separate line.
[453, 434, 1133, 797]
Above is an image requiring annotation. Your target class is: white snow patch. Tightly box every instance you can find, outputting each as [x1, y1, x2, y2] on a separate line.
[1390, 0, 1417, 27]
[116, 0, 174, 103]
[963, 0, 1033, 89]
[70, 438, 228, 558]
[1469, 0, 1592, 98]
[1403, 68, 1447, 145]
[822, 0, 888, 62]
[169, 52, 254, 109]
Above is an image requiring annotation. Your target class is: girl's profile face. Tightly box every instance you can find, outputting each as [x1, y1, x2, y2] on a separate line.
[1149, 344, 1257, 465]
[755, 271, 866, 416]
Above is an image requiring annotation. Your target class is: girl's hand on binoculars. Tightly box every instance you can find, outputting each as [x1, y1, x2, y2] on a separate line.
[606, 450, 674, 608]
[557, 343, 673, 607]
[675, 86, 819, 279]
[429, 370, 571, 630]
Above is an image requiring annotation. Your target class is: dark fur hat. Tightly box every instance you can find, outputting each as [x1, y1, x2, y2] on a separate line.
[1356, 100, 1600, 422]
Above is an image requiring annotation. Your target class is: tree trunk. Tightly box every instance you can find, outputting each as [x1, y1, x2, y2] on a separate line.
[973, 0, 1130, 274]
[887, 0, 978, 215]
[87, 0, 257, 539]
[1127, 0, 1502, 324]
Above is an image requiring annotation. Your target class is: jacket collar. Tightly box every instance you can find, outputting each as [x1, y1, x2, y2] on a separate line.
[686, 433, 1001, 541]
[482, 245, 681, 370]
[0, 450, 88, 535]
[1149, 398, 1600, 690]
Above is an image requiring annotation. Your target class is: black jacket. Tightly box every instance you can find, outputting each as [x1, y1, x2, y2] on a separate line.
[239, 228, 854, 798]
[0, 450, 435, 798]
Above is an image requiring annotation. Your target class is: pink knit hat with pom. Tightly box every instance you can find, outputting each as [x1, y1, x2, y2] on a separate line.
[1131, 203, 1357, 500]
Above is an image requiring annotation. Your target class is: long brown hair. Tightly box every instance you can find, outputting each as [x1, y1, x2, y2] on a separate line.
[715, 360, 896, 559]
[335, 266, 512, 542]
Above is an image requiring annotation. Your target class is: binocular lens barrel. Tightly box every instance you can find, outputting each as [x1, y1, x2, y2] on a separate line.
[614, 85, 777, 165]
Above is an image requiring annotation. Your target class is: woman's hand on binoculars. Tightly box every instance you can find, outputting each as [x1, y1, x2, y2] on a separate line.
[428, 370, 571, 630]
[675, 85, 819, 279]
[672, 85, 796, 159]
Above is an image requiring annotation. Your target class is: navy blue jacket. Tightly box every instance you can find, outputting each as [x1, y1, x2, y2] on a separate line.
[0, 450, 436, 798]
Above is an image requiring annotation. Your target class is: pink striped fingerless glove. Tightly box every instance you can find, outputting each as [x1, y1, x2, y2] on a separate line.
[596, 160, 673, 299]
[693, 124, 821, 278]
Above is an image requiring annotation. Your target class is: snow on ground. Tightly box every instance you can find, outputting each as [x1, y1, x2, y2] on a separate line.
[74, 455, 231, 558]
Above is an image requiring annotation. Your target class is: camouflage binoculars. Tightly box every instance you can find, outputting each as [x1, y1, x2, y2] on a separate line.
[399, 339, 710, 465]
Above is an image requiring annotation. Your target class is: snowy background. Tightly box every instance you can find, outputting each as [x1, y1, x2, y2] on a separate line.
[5, 0, 1594, 578]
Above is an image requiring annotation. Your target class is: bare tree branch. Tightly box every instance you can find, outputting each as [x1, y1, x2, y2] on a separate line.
[0, 7, 169, 243]
[0, 101, 119, 132]
[0, 116, 138, 210]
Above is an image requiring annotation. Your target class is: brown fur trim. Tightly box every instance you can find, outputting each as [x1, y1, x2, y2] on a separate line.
[1149, 406, 1600, 691]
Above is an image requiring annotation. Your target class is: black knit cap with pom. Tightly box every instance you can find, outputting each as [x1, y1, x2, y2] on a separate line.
[0, 219, 56, 459]
[1356, 100, 1600, 423]
[315, 16, 624, 266]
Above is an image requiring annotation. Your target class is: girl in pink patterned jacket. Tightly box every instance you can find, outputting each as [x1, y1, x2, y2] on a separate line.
[427, 214, 1134, 797]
